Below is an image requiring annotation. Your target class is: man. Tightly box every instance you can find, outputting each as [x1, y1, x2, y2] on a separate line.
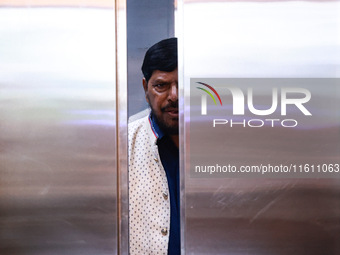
[128, 38, 180, 255]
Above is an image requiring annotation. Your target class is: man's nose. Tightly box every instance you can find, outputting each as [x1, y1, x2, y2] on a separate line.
[168, 83, 178, 101]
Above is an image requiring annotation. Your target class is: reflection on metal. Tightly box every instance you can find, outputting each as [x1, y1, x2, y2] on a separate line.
[116, 0, 129, 254]
[0, 5, 117, 255]
[0, 0, 113, 8]
[179, 0, 340, 254]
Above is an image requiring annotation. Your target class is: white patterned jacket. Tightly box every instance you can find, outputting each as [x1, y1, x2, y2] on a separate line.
[128, 115, 171, 255]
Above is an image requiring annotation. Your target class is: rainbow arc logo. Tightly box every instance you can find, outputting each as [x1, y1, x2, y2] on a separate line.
[196, 82, 223, 115]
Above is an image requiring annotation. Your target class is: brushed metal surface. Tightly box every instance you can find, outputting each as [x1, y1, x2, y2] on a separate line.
[0, 7, 117, 255]
[178, 0, 340, 254]
[116, 0, 129, 254]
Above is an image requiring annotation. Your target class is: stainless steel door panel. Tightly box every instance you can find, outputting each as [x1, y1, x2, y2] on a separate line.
[178, 1, 340, 254]
[0, 6, 117, 255]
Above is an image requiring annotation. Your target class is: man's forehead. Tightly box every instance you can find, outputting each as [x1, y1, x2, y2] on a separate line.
[149, 69, 178, 80]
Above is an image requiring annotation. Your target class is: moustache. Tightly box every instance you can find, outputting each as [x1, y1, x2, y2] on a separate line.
[161, 101, 178, 112]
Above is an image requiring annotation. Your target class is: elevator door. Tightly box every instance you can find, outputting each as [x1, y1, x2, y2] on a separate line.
[179, 1, 340, 254]
[0, 2, 118, 255]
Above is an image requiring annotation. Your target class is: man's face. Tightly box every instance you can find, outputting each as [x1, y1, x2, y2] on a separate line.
[143, 69, 178, 135]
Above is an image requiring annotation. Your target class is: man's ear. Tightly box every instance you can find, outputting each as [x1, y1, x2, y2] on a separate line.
[142, 78, 148, 92]
[142, 78, 149, 104]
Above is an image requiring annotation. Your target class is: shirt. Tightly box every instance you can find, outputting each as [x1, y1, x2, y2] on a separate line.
[149, 113, 180, 255]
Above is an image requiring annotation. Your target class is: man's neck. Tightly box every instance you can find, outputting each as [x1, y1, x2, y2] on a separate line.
[170, 135, 179, 148]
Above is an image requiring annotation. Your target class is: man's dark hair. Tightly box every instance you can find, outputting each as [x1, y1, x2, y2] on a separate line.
[141, 37, 178, 82]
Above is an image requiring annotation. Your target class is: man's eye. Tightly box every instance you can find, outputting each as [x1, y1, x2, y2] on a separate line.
[153, 84, 168, 91]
